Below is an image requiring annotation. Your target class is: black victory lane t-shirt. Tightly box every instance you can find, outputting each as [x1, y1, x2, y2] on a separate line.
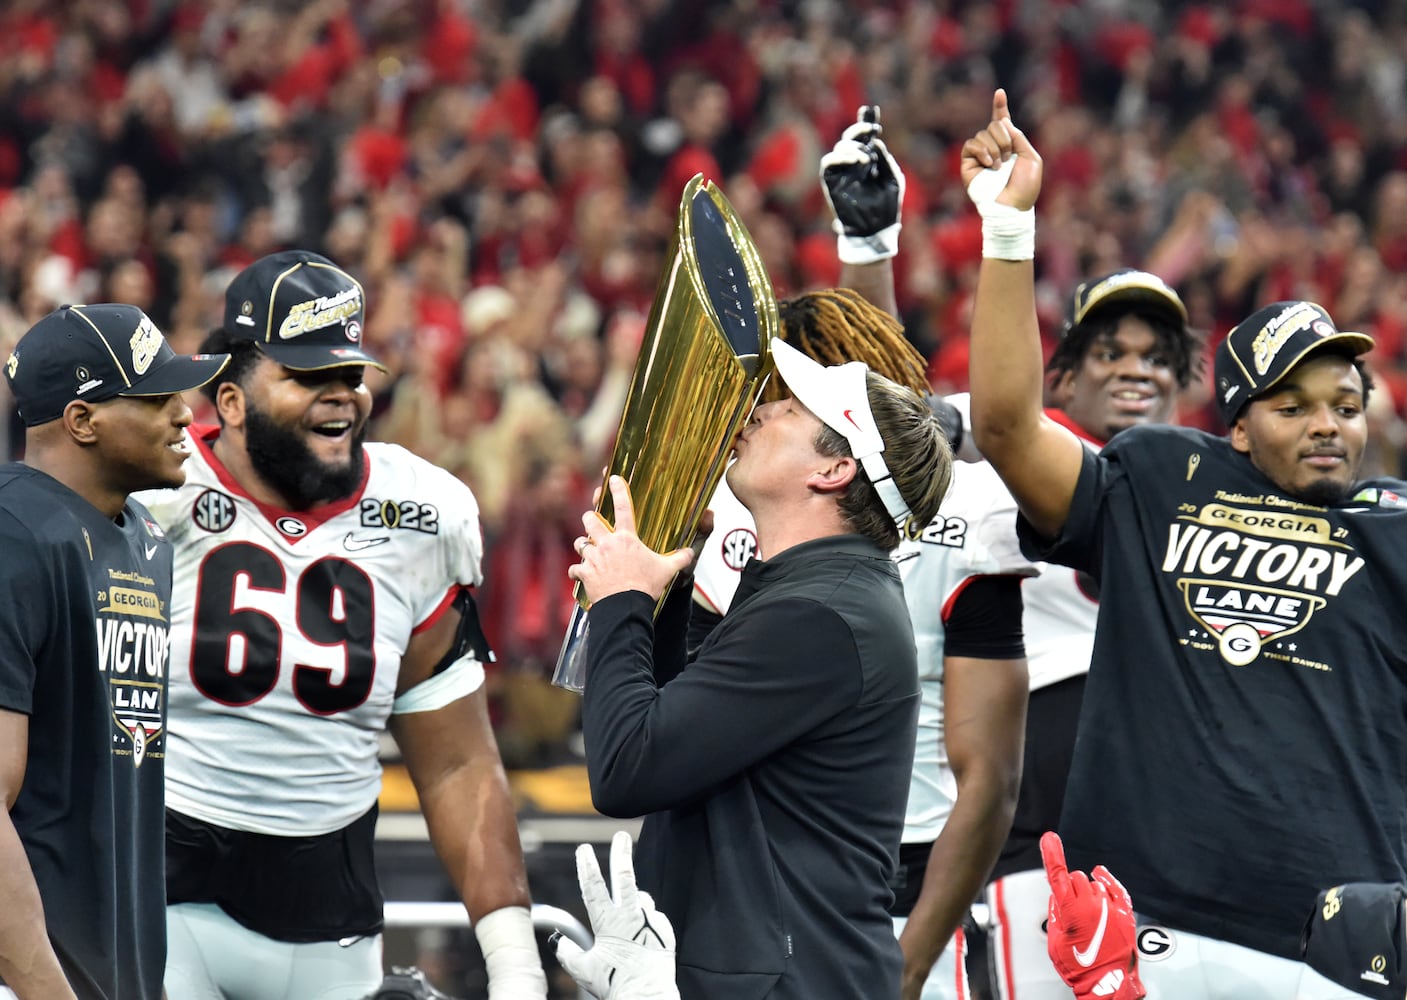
[0, 464, 170, 999]
[1021, 425, 1407, 961]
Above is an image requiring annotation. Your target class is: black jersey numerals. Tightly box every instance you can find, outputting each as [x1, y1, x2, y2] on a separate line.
[360, 498, 439, 534]
[191, 542, 376, 715]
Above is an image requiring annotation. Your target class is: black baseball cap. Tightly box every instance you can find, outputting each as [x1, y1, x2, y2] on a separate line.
[1301, 881, 1407, 1000]
[1214, 300, 1374, 425]
[5, 304, 230, 427]
[223, 250, 385, 371]
[1064, 269, 1188, 334]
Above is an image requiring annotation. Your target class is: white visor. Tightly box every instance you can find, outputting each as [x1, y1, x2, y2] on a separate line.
[768, 336, 912, 524]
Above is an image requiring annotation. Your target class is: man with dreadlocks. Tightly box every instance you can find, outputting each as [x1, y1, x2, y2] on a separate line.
[688, 113, 1032, 1000]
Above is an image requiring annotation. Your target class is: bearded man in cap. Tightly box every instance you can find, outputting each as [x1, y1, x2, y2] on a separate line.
[140, 251, 547, 1000]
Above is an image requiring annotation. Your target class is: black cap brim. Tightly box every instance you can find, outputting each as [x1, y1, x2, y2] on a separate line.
[256, 341, 388, 373]
[120, 352, 231, 398]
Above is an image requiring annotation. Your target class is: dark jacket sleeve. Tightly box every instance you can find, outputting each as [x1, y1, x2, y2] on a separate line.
[581, 590, 864, 818]
[650, 581, 693, 685]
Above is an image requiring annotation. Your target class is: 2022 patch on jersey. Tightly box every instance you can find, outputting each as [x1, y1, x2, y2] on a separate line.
[140, 427, 485, 836]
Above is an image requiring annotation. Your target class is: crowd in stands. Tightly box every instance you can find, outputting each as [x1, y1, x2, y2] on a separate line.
[2, 0, 1406, 764]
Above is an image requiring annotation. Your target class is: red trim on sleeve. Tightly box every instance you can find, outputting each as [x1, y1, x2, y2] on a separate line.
[940, 572, 1031, 624]
[413, 584, 463, 635]
[941, 575, 979, 625]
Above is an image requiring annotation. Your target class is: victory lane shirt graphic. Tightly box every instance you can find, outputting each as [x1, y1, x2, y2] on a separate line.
[1026, 424, 1407, 963]
[97, 563, 169, 766]
[1163, 492, 1364, 669]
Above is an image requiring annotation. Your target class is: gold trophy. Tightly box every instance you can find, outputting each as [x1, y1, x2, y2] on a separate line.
[552, 175, 778, 692]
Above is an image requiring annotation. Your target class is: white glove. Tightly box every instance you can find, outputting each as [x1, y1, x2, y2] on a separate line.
[820, 106, 905, 264]
[555, 831, 680, 1000]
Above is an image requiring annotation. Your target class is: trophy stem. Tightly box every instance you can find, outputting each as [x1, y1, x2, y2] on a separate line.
[551, 603, 592, 693]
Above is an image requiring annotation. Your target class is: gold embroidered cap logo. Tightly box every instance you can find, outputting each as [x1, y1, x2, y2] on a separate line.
[129, 316, 163, 376]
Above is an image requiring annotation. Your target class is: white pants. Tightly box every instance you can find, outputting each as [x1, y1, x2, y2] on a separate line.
[987, 868, 1074, 1000]
[1136, 924, 1367, 1000]
[165, 902, 383, 1000]
[986, 868, 1364, 1000]
[892, 917, 969, 1000]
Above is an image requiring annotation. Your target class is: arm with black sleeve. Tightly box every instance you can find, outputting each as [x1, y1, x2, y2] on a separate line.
[898, 575, 1028, 1000]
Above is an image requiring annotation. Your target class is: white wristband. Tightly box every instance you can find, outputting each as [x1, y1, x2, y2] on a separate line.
[980, 202, 1035, 261]
[966, 155, 1035, 261]
[475, 905, 548, 999]
[836, 221, 902, 264]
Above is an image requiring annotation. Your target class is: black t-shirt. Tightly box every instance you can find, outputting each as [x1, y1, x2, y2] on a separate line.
[0, 464, 170, 999]
[1021, 425, 1407, 960]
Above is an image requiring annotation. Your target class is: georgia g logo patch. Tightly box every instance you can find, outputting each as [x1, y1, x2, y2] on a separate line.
[1136, 926, 1175, 961]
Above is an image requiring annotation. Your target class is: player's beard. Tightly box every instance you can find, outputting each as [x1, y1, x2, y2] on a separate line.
[244, 405, 367, 509]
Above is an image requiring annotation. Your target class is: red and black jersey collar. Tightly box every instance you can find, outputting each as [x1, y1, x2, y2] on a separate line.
[190, 424, 370, 540]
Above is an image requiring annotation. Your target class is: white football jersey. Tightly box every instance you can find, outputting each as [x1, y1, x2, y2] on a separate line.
[139, 427, 485, 836]
[893, 460, 1035, 843]
[936, 395, 1104, 693]
[691, 476, 755, 615]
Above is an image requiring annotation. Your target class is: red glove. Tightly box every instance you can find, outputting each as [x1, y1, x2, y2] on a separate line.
[1041, 832, 1145, 1000]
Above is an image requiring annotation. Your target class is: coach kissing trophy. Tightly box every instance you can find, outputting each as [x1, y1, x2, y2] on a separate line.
[552, 174, 779, 692]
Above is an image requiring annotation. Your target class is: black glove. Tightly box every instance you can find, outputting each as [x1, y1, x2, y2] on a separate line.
[820, 105, 906, 263]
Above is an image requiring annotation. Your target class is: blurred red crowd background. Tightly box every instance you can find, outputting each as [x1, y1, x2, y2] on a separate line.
[2, 0, 1404, 761]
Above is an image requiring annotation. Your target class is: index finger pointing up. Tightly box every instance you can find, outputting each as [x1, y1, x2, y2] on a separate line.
[993, 87, 1010, 122]
[1041, 830, 1073, 902]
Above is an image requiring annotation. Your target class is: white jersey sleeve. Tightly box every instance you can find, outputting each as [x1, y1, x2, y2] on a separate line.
[895, 460, 1037, 843]
[914, 405, 1105, 694]
[146, 431, 485, 836]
